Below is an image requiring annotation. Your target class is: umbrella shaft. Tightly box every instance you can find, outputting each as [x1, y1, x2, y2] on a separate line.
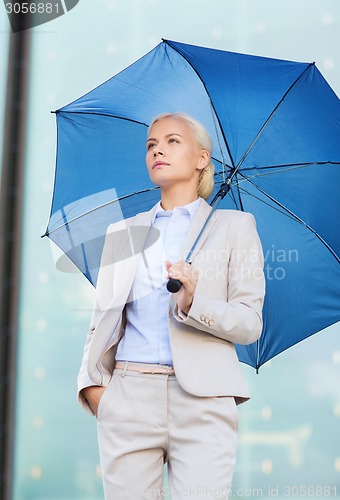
[186, 182, 231, 263]
[166, 182, 231, 293]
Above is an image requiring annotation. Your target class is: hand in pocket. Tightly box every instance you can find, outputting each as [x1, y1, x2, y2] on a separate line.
[82, 386, 106, 417]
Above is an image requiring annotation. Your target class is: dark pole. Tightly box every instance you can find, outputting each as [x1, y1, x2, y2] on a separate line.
[0, 16, 31, 500]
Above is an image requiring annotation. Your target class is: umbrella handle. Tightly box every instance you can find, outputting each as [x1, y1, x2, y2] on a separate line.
[167, 260, 192, 293]
[166, 260, 191, 293]
[166, 277, 183, 293]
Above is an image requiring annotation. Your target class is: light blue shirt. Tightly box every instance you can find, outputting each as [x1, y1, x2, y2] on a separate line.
[115, 197, 201, 366]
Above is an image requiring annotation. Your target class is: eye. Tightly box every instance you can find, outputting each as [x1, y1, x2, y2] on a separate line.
[146, 142, 156, 151]
[168, 138, 179, 144]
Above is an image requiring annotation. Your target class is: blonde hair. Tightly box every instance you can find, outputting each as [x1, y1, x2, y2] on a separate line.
[148, 112, 215, 199]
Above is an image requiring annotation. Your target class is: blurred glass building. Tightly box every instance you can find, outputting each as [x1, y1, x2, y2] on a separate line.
[0, 1, 339, 499]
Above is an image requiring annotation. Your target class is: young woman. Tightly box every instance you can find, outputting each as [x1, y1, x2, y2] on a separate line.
[78, 113, 265, 499]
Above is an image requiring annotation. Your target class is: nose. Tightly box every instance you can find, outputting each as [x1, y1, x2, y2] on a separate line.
[153, 144, 164, 157]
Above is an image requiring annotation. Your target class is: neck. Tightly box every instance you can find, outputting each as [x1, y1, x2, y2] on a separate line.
[160, 184, 199, 211]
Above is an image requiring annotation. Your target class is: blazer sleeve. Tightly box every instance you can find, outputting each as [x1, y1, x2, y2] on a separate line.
[77, 224, 115, 414]
[173, 213, 265, 345]
[77, 324, 97, 414]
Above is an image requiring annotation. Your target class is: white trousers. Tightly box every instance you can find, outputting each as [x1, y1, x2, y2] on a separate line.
[96, 366, 238, 500]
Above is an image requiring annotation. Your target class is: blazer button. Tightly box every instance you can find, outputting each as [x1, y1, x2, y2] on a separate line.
[204, 317, 210, 324]
[200, 314, 206, 322]
[208, 319, 214, 326]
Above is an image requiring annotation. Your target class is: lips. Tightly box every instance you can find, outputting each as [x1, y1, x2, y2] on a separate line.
[152, 161, 169, 169]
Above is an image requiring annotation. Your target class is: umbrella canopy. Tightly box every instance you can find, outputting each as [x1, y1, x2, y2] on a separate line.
[44, 39, 340, 369]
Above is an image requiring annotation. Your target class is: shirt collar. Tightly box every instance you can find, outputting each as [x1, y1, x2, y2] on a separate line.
[152, 197, 202, 223]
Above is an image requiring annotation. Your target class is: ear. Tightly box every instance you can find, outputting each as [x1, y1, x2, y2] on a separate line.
[197, 149, 210, 171]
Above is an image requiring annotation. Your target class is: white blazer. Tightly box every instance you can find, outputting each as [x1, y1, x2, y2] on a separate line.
[78, 199, 266, 414]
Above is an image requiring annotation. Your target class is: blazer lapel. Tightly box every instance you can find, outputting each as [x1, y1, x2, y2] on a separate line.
[179, 199, 217, 263]
[98, 205, 158, 322]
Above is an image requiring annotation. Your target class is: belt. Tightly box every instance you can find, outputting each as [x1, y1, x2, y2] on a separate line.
[115, 361, 175, 375]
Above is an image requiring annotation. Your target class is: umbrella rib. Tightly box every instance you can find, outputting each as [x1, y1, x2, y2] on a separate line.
[163, 39, 236, 169]
[213, 171, 242, 209]
[211, 159, 340, 179]
[234, 62, 315, 171]
[43, 186, 160, 237]
[214, 170, 230, 183]
[238, 164, 309, 180]
[231, 184, 299, 223]
[240, 160, 340, 173]
[55, 110, 151, 128]
[236, 175, 340, 264]
[234, 182, 245, 211]
[235, 161, 338, 182]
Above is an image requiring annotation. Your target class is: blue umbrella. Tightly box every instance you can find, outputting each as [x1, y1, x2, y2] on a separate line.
[43, 39, 340, 370]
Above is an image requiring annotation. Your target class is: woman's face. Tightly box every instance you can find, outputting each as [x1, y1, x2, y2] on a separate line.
[146, 117, 208, 191]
